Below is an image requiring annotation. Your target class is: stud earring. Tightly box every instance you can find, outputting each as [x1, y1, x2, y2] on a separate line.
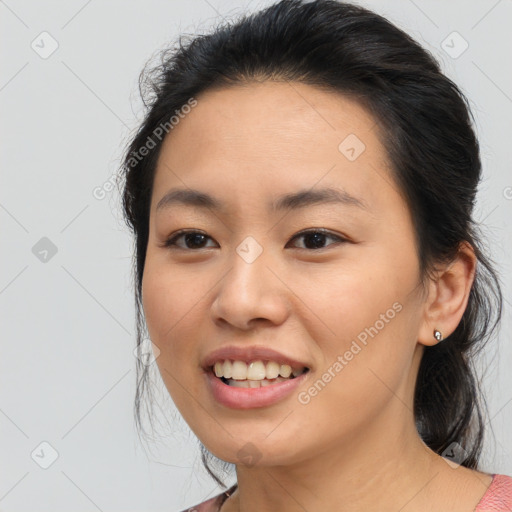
[433, 329, 443, 342]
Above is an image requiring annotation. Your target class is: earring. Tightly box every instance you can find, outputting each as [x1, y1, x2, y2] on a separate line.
[433, 329, 443, 342]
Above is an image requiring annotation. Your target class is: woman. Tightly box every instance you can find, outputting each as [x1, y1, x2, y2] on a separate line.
[118, 0, 512, 510]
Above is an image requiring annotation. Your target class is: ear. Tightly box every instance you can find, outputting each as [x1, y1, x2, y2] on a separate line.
[418, 241, 477, 347]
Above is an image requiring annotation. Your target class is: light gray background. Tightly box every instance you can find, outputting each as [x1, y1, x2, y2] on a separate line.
[1, 0, 511, 510]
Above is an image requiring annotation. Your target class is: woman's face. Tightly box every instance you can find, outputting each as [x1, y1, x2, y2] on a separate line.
[142, 81, 429, 466]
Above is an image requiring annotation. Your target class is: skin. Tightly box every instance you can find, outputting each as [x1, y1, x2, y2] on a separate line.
[141, 81, 493, 512]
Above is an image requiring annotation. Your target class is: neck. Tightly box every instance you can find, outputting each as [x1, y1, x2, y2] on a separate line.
[227, 405, 446, 512]
[220, 345, 490, 512]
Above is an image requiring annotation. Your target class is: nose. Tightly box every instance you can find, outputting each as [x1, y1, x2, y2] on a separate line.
[210, 245, 290, 331]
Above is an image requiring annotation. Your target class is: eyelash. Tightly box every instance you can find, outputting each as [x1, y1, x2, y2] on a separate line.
[161, 228, 348, 251]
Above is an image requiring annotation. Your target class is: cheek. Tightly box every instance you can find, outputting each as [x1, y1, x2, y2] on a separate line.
[290, 260, 406, 344]
[142, 255, 202, 339]
[141, 265, 170, 343]
[141, 262, 208, 419]
[292, 256, 419, 407]
[141, 261, 201, 375]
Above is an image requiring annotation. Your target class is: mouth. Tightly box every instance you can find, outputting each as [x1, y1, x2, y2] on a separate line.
[205, 360, 311, 409]
[209, 360, 310, 389]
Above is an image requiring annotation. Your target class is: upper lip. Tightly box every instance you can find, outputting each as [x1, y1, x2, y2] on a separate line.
[201, 345, 311, 372]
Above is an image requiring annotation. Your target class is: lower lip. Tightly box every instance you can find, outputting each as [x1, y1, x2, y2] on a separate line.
[205, 370, 310, 409]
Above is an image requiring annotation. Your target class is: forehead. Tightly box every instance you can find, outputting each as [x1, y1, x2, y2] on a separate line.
[161, 81, 379, 151]
[152, 81, 393, 212]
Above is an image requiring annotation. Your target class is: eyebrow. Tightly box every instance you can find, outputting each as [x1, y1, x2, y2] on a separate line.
[155, 187, 369, 213]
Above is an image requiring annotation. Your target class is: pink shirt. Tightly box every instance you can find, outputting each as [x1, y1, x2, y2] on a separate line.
[180, 474, 512, 511]
[476, 474, 512, 511]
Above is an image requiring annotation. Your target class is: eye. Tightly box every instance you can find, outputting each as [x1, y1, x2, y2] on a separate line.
[285, 228, 347, 250]
[161, 228, 347, 251]
[161, 230, 218, 250]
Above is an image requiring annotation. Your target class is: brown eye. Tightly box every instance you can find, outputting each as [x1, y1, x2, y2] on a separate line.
[161, 228, 347, 251]
[163, 230, 218, 250]
[286, 229, 347, 250]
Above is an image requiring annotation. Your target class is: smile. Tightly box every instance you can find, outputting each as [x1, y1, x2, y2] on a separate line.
[212, 359, 309, 387]
[206, 362, 310, 409]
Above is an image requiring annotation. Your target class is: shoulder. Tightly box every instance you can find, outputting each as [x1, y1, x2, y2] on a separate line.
[475, 474, 512, 511]
[178, 485, 238, 512]
[177, 493, 221, 512]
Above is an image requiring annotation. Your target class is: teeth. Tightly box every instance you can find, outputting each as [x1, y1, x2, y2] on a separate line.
[223, 360, 232, 378]
[265, 361, 280, 379]
[214, 362, 223, 378]
[225, 376, 292, 388]
[247, 361, 266, 380]
[212, 359, 307, 380]
[280, 364, 292, 378]
[232, 360, 248, 380]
